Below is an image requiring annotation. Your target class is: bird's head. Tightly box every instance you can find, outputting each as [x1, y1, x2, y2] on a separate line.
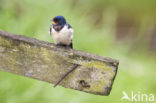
[52, 16, 66, 26]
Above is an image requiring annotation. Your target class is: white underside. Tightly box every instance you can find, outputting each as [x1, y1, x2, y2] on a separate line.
[51, 25, 73, 45]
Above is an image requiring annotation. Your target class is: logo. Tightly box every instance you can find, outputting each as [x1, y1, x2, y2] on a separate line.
[121, 91, 155, 102]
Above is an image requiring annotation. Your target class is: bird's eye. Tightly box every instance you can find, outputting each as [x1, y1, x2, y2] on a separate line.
[53, 18, 58, 22]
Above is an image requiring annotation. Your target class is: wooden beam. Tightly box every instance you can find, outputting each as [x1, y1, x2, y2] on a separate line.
[0, 30, 119, 95]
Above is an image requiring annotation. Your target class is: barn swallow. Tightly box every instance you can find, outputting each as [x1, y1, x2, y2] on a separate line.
[50, 16, 73, 48]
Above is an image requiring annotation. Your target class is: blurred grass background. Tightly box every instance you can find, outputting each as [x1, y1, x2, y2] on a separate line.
[0, 0, 156, 103]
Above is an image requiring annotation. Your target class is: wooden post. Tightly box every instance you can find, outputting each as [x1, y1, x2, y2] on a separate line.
[0, 30, 119, 95]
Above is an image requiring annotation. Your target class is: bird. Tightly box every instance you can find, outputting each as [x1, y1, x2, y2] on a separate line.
[50, 16, 73, 48]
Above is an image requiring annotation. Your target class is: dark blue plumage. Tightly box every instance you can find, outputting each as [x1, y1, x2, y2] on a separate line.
[53, 16, 66, 26]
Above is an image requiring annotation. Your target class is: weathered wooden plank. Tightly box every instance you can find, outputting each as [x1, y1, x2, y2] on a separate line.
[0, 30, 119, 95]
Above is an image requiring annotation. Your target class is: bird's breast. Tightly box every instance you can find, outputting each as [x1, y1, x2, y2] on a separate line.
[51, 25, 73, 45]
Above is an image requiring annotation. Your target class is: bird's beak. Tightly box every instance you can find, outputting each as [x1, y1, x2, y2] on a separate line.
[51, 18, 58, 24]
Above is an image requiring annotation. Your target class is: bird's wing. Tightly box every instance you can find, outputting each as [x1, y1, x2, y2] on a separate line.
[66, 23, 72, 29]
[50, 24, 53, 35]
[66, 23, 74, 39]
[69, 42, 73, 49]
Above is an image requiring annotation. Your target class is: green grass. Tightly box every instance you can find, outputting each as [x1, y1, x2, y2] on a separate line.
[0, 0, 156, 103]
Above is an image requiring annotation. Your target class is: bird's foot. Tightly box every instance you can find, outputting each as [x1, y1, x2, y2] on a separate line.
[56, 44, 72, 49]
